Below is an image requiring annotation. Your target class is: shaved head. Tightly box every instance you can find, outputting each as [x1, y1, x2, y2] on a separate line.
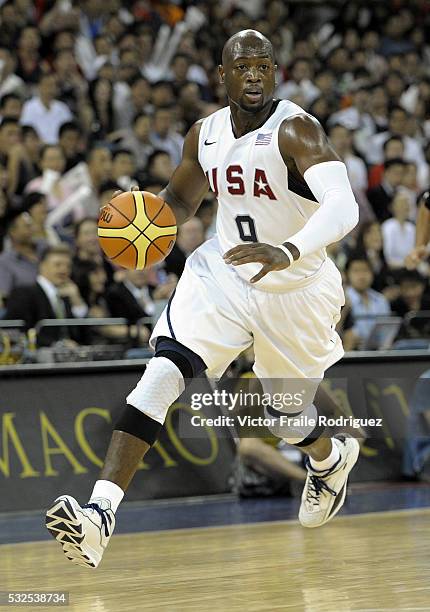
[219, 29, 276, 117]
[222, 29, 274, 66]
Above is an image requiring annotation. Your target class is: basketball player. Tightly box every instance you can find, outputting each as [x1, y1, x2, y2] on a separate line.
[46, 30, 360, 568]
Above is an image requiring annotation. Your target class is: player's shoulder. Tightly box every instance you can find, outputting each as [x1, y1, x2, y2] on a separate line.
[278, 103, 325, 150]
[279, 104, 322, 135]
[188, 106, 229, 137]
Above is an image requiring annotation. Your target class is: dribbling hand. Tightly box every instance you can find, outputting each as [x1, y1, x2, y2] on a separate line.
[223, 243, 291, 283]
[100, 185, 141, 213]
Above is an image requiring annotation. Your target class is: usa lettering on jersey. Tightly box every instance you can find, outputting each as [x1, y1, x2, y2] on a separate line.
[205, 166, 277, 200]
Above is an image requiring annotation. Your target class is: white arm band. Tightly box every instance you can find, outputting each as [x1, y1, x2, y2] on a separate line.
[282, 161, 359, 258]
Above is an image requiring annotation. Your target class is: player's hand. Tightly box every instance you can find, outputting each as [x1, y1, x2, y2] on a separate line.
[112, 185, 140, 198]
[405, 246, 429, 269]
[101, 185, 141, 212]
[223, 243, 291, 283]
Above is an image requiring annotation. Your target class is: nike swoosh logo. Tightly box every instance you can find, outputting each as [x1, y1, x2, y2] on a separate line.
[204, 139, 216, 145]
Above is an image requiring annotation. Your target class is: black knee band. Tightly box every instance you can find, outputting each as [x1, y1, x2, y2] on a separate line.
[293, 422, 327, 447]
[155, 336, 206, 379]
[115, 404, 162, 447]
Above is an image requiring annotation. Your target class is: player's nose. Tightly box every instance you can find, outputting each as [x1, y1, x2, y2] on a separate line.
[246, 68, 261, 82]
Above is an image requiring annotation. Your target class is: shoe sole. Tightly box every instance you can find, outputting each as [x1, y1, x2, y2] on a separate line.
[300, 438, 360, 528]
[45, 496, 101, 569]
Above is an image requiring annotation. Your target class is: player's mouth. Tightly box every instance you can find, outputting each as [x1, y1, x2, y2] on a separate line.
[244, 88, 263, 103]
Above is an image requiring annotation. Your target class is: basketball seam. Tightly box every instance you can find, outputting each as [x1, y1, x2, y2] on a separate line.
[110, 240, 138, 265]
[140, 198, 176, 258]
[109, 227, 166, 266]
[148, 202, 177, 229]
[140, 197, 172, 232]
[107, 200, 142, 234]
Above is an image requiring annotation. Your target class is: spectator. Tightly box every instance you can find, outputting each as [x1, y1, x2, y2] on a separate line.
[195, 197, 216, 239]
[53, 49, 87, 118]
[0, 4, 22, 49]
[384, 71, 406, 105]
[169, 53, 193, 92]
[150, 81, 175, 109]
[150, 105, 184, 166]
[117, 112, 154, 170]
[276, 57, 319, 106]
[345, 256, 391, 349]
[83, 146, 113, 215]
[15, 25, 44, 85]
[368, 136, 405, 189]
[112, 149, 137, 191]
[4, 244, 87, 347]
[73, 217, 114, 284]
[25, 144, 66, 211]
[50, 145, 113, 223]
[0, 210, 39, 305]
[328, 86, 375, 157]
[20, 72, 73, 144]
[106, 268, 161, 328]
[367, 84, 389, 137]
[0, 93, 22, 121]
[177, 82, 211, 132]
[328, 123, 371, 220]
[176, 217, 205, 257]
[114, 75, 152, 131]
[144, 149, 174, 186]
[72, 259, 136, 344]
[0, 47, 26, 99]
[367, 158, 406, 222]
[354, 221, 392, 293]
[6, 124, 41, 198]
[22, 192, 60, 251]
[390, 271, 430, 318]
[99, 180, 121, 209]
[87, 77, 114, 141]
[58, 122, 84, 172]
[367, 107, 426, 185]
[381, 192, 416, 269]
[0, 118, 21, 166]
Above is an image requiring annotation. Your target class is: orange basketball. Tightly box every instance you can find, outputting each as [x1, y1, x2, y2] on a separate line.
[98, 191, 177, 270]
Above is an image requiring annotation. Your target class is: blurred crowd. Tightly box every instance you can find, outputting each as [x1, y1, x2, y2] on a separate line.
[1, 0, 430, 361]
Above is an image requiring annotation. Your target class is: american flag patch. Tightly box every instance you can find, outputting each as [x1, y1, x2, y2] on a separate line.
[255, 132, 272, 146]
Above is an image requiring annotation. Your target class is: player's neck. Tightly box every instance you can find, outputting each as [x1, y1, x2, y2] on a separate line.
[229, 99, 276, 138]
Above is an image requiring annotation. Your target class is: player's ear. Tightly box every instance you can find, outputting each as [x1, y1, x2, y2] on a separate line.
[218, 65, 224, 84]
[274, 64, 278, 85]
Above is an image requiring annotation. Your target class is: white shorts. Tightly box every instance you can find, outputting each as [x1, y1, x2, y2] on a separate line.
[150, 236, 344, 381]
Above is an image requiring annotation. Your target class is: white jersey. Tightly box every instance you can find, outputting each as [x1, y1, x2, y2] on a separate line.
[198, 99, 326, 292]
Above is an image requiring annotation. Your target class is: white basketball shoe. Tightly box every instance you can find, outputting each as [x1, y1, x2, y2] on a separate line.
[45, 495, 115, 569]
[299, 435, 360, 528]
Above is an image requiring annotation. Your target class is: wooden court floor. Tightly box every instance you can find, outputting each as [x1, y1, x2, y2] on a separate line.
[1, 509, 429, 612]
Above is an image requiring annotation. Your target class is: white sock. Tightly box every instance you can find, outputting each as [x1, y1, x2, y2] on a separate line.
[309, 440, 340, 472]
[89, 480, 124, 513]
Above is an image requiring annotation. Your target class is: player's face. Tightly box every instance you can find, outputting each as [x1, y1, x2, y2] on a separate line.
[220, 51, 276, 113]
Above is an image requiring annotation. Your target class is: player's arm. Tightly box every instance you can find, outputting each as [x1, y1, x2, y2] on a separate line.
[110, 123, 208, 224]
[224, 115, 359, 283]
[158, 121, 209, 225]
[405, 191, 430, 269]
[277, 114, 359, 260]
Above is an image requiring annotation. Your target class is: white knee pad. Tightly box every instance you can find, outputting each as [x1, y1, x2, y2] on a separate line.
[265, 403, 319, 443]
[126, 357, 185, 424]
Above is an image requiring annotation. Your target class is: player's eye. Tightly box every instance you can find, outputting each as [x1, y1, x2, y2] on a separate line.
[260, 65, 269, 71]
[236, 64, 247, 70]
